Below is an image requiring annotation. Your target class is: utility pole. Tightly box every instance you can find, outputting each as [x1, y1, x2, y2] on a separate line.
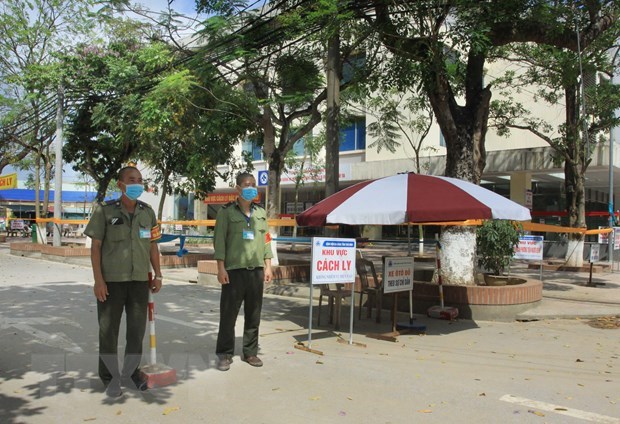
[53, 83, 64, 247]
[610, 47, 620, 271]
[609, 125, 615, 270]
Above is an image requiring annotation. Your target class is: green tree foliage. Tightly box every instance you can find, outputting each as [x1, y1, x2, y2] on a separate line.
[360, 0, 617, 183]
[365, 92, 436, 174]
[0, 0, 95, 218]
[138, 59, 259, 218]
[193, 0, 377, 219]
[61, 11, 254, 210]
[476, 220, 522, 276]
[63, 34, 151, 202]
[195, 5, 328, 218]
[355, 0, 617, 284]
[488, 13, 620, 266]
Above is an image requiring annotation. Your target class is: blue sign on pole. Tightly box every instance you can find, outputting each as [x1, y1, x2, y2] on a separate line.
[258, 170, 269, 186]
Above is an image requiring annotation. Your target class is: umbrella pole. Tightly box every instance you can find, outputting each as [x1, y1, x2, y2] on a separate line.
[418, 225, 424, 255]
[308, 284, 313, 348]
[349, 280, 354, 345]
[409, 289, 414, 325]
[407, 224, 411, 256]
[427, 241, 458, 320]
[391, 293, 397, 332]
[437, 242, 445, 309]
[394, 288, 427, 334]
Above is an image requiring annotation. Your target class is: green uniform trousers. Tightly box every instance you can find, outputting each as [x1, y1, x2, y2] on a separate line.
[97, 281, 149, 384]
[216, 268, 264, 357]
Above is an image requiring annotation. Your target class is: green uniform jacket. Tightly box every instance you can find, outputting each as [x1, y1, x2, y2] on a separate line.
[213, 201, 273, 270]
[84, 199, 160, 282]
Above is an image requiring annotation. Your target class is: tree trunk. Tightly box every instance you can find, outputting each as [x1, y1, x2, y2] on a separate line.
[439, 226, 477, 286]
[325, 31, 341, 199]
[290, 153, 308, 250]
[157, 172, 171, 221]
[291, 183, 300, 250]
[324, 31, 341, 237]
[565, 158, 586, 267]
[267, 150, 284, 226]
[43, 142, 52, 218]
[95, 175, 113, 203]
[426, 51, 491, 286]
[564, 85, 586, 267]
[34, 152, 42, 220]
[260, 104, 279, 221]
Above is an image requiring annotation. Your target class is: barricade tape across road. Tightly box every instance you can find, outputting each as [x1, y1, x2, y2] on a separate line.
[28, 217, 613, 235]
[30, 218, 300, 228]
[2, 217, 613, 235]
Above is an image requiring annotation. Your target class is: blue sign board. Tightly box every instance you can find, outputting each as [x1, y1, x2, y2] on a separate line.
[258, 170, 269, 187]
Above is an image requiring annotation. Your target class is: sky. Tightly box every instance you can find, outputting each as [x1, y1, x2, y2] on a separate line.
[150, 0, 201, 16]
[112, 0, 208, 39]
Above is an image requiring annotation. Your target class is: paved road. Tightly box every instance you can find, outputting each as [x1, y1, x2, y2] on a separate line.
[0, 244, 619, 423]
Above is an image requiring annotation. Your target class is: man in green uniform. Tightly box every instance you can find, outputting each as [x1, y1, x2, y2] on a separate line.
[84, 166, 163, 397]
[214, 172, 273, 371]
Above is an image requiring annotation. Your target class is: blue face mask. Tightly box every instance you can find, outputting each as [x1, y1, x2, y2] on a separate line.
[241, 186, 258, 201]
[124, 183, 144, 200]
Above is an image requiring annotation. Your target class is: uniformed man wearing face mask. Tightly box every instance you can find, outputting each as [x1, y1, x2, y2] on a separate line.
[214, 172, 273, 371]
[84, 165, 162, 397]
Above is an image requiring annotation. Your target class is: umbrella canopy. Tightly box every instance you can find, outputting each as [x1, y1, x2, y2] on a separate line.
[296, 173, 531, 226]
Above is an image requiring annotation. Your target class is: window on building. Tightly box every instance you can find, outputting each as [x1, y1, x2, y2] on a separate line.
[340, 118, 366, 152]
[439, 131, 446, 147]
[584, 71, 607, 115]
[342, 53, 366, 84]
[292, 138, 305, 156]
[174, 193, 194, 220]
[242, 139, 263, 161]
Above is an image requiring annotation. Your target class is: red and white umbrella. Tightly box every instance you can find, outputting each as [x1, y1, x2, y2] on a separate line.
[296, 173, 531, 226]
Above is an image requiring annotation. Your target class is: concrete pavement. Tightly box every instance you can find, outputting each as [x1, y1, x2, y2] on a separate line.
[7, 236, 620, 320]
[511, 262, 620, 320]
[0, 241, 619, 423]
[159, 245, 620, 321]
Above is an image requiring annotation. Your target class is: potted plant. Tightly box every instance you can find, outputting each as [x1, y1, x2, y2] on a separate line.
[476, 220, 522, 285]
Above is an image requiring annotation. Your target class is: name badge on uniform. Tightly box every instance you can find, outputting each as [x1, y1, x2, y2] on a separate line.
[139, 228, 151, 239]
[242, 229, 255, 240]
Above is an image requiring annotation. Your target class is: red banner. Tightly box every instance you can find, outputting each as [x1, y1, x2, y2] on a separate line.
[203, 192, 238, 204]
[203, 192, 261, 204]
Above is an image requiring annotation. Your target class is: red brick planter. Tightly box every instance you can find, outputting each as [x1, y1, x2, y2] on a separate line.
[197, 260, 311, 292]
[160, 252, 213, 268]
[39, 244, 90, 265]
[10, 242, 43, 257]
[401, 279, 542, 321]
[40, 244, 90, 257]
[412, 279, 541, 306]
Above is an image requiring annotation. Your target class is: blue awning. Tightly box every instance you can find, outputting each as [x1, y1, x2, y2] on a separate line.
[0, 189, 100, 203]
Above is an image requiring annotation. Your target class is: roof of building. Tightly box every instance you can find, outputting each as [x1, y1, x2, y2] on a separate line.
[0, 189, 103, 203]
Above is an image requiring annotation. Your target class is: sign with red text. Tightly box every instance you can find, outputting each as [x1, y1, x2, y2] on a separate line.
[383, 256, 414, 294]
[203, 191, 260, 204]
[311, 237, 356, 284]
[10, 219, 25, 230]
[589, 244, 600, 263]
[513, 235, 544, 261]
[597, 226, 611, 245]
[0, 173, 17, 190]
[525, 189, 533, 209]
